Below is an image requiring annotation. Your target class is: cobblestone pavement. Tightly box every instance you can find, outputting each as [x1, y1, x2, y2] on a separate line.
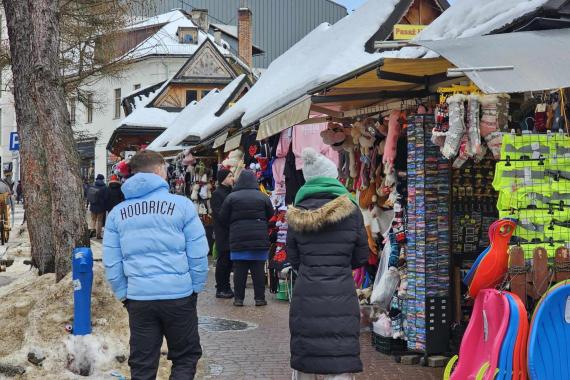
[197, 264, 443, 380]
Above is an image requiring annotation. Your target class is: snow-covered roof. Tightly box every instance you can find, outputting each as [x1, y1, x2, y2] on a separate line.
[384, 0, 550, 59]
[225, 0, 402, 127]
[123, 10, 232, 60]
[126, 9, 186, 30]
[148, 74, 247, 149]
[120, 81, 178, 129]
[211, 23, 238, 38]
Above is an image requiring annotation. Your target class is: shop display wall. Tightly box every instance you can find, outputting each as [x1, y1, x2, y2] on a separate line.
[495, 133, 570, 258]
[406, 114, 451, 353]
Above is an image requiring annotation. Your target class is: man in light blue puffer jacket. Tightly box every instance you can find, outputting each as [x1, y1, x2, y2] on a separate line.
[103, 150, 208, 380]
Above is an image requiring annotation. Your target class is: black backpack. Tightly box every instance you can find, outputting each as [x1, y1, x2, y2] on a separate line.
[87, 186, 103, 204]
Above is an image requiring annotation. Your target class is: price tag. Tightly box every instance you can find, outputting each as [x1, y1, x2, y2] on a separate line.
[532, 151, 541, 159]
[566, 296, 570, 323]
[531, 142, 540, 151]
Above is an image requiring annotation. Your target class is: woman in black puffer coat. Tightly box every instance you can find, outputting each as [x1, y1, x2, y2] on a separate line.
[219, 170, 274, 306]
[286, 148, 369, 378]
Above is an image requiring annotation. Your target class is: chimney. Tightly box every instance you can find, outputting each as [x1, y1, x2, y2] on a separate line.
[190, 9, 209, 32]
[238, 8, 253, 67]
[214, 29, 222, 45]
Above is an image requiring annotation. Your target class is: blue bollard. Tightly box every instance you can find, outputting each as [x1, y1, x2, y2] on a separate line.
[72, 247, 93, 335]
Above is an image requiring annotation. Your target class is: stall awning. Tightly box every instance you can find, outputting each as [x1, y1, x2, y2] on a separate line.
[415, 29, 570, 94]
[256, 95, 312, 140]
[212, 131, 229, 149]
[224, 133, 242, 152]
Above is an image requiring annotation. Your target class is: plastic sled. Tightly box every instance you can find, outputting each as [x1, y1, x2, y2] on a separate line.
[511, 292, 529, 380]
[496, 293, 519, 380]
[448, 289, 510, 380]
[465, 221, 500, 286]
[528, 280, 570, 380]
[468, 220, 516, 298]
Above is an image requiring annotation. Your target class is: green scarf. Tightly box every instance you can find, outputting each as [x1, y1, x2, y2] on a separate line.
[294, 177, 356, 206]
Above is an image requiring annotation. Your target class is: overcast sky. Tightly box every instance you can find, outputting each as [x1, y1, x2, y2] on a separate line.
[337, 0, 455, 13]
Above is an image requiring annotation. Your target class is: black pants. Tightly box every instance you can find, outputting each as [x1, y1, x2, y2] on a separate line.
[127, 294, 202, 380]
[233, 260, 266, 301]
[215, 250, 233, 292]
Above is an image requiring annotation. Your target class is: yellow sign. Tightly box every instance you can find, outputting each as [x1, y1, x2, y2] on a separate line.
[393, 24, 427, 40]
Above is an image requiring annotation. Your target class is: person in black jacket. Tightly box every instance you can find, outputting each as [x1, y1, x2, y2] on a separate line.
[286, 148, 369, 379]
[87, 174, 108, 239]
[219, 170, 274, 307]
[211, 168, 235, 299]
[105, 175, 124, 212]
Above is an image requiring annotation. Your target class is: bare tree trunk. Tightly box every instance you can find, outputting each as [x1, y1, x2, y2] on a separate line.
[3, 0, 56, 274]
[4, 0, 90, 281]
[28, 0, 90, 281]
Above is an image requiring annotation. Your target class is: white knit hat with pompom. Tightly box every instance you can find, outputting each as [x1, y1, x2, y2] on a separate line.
[301, 147, 338, 181]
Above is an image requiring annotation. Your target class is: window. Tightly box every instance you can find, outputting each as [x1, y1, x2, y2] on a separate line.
[70, 98, 76, 125]
[186, 90, 198, 105]
[114, 88, 121, 119]
[134, 84, 141, 90]
[177, 27, 198, 44]
[202, 90, 210, 98]
[87, 93, 93, 123]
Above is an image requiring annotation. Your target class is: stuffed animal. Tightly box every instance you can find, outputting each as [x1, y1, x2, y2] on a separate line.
[222, 149, 245, 177]
[190, 183, 200, 201]
[321, 122, 346, 148]
[358, 118, 375, 156]
[351, 120, 362, 145]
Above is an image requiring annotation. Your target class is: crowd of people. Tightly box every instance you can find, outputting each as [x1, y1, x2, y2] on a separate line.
[84, 174, 124, 239]
[101, 148, 368, 380]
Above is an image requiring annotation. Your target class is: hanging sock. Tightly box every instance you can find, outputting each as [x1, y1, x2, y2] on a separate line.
[480, 94, 504, 159]
[466, 94, 482, 157]
[442, 94, 467, 159]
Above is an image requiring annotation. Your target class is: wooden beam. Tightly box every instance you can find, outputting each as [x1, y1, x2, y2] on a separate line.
[376, 69, 427, 84]
[311, 89, 430, 104]
[310, 104, 344, 118]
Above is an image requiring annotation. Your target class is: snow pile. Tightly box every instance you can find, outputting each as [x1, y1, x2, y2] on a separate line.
[148, 75, 246, 149]
[0, 265, 131, 379]
[418, 0, 548, 40]
[65, 334, 122, 376]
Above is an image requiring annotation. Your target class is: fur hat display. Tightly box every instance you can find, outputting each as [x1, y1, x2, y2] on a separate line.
[301, 148, 338, 181]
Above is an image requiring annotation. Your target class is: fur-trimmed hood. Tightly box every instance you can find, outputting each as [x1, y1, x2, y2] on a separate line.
[287, 195, 356, 233]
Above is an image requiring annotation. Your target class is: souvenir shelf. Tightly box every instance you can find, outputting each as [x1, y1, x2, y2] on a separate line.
[405, 114, 451, 354]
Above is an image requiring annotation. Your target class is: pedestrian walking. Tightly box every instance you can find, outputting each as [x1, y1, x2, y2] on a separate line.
[211, 168, 235, 299]
[103, 150, 209, 380]
[15, 181, 22, 204]
[105, 174, 124, 212]
[286, 148, 369, 380]
[219, 170, 274, 307]
[87, 174, 108, 239]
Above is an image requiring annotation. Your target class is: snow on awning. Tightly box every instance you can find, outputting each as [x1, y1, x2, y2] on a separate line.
[414, 28, 570, 94]
[224, 133, 242, 152]
[256, 95, 312, 141]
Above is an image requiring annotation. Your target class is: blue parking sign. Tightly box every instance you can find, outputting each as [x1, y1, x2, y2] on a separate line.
[9, 132, 19, 151]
